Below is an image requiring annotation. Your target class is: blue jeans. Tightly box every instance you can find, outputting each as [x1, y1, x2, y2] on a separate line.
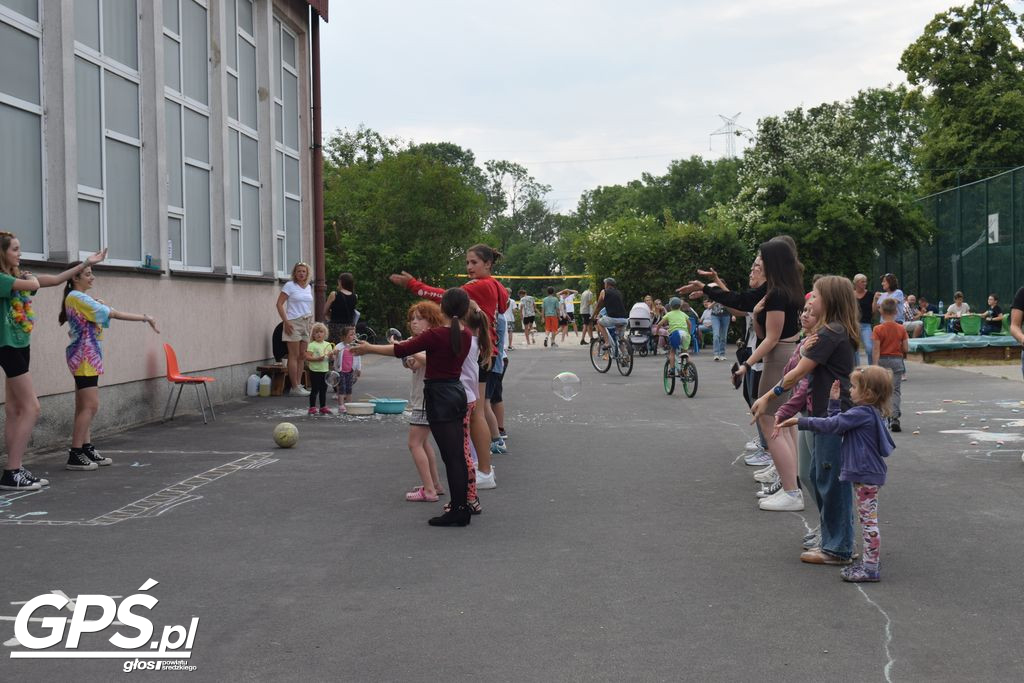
[810, 432, 854, 559]
[857, 323, 874, 366]
[711, 314, 731, 357]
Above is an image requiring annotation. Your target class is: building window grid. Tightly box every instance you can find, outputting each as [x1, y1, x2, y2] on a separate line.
[227, 0, 260, 275]
[273, 17, 301, 278]
[73, 1, 142, 266]
[0, 1, 46, 258]
[163, 0, 212, 271]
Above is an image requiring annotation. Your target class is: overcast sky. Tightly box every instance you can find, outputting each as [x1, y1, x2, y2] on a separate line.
[319, 1, 959, 213]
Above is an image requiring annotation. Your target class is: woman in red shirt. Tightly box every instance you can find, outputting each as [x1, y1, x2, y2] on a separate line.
[353, 288, 474, 527]
[390, 244, 507, 487]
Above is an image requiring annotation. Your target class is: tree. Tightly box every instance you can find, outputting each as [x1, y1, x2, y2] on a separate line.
[581, 216, 752, 305]
[899, 0, 1024, 192]
[323, 132, 487, 327]
[723, 100, 931, 281]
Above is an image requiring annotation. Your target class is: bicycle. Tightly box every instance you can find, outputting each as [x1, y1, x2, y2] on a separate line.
[663, 351, 698, 397]
[590, 324, 633, 376]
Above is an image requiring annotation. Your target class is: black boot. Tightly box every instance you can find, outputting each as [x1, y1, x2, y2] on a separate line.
[428, 504, 471, 527]
[890, 417, 901, 432]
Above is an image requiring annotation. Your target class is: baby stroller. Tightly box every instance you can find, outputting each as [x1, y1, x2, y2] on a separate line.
[628, 316, 654, 357]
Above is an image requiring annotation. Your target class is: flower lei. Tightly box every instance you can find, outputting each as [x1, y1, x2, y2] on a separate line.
[10, 290, 35, 334]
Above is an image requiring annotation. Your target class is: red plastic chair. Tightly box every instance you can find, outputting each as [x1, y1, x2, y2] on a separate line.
[163, 343, 216, 424]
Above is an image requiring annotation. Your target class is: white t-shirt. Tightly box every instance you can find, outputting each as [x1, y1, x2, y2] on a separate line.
[460, 337, 479, 403]
[946, 302, 970, 316]
[504, 299, 516, 323]
[580, 290, 593, 314]
[281, 281, 313, 320]
[562, 294, 575, 314]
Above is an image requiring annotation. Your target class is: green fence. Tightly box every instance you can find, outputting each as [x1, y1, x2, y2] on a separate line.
[876, 166, 1024, 312]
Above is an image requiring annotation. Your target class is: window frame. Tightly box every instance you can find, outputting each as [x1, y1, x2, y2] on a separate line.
[163, 0, 213, 272]
[73, 0, 143, 267]
[0, 1, 46, 260]
[272, 16, 301, 279]
[227, 0, 262, 276]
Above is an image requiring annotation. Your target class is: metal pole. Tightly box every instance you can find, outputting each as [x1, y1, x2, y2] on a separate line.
[310, 7, 327, 321]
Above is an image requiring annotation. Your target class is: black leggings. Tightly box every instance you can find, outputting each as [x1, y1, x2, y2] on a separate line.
[309, 371, 327, 408]
[429, 419, 467, 507]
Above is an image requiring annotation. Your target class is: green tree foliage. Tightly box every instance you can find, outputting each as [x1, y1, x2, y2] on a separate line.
[581, 216, 752, 304]
[899, 0, 1024, 192]
[323, 129, 486, 328]
[723, 98, 931, 282]
[575, 156, 741, 228]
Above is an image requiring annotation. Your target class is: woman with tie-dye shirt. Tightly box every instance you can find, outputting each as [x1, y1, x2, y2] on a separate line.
[59, 264, 159, 472]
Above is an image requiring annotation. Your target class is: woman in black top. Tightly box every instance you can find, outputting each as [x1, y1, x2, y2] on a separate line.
[853, 274, 875, 365]
[325, 272, 357, 343]
[732, 240, 805, 509]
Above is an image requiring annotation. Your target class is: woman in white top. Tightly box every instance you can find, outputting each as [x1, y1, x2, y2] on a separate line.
[276, 262, 314, 396]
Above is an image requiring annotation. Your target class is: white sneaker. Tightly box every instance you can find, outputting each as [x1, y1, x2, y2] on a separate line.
[744, 450, 772, 467]
[759, 489, 804, 511]
[476, 467, 496, 489]
[753, 464, 777, 483]
[293, 387, 311, 396]
[745, 439, 761, 452]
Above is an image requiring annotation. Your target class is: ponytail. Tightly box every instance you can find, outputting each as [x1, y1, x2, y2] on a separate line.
[466, 309, 492, 370]
[57, 260, 84, 326]
[449, 315, 462, 356]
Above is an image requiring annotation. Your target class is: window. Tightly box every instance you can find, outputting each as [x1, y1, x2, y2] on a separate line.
[164, 0, 211, 269]
[0, 1, 44, 256]
[273, 17, 301, 277]
[226, 0, 261, 273]
[74, 0, 142, 264]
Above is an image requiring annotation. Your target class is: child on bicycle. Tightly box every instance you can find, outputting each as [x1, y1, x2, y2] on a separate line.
[657, 297, 691, 372]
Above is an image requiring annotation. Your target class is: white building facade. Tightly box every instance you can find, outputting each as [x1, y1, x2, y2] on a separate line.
[0, 0, 323, 445]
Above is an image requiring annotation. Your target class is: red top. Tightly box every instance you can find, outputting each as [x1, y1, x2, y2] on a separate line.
[393, 326, 471, 380]
[406, 276, 508, 356]
[872, 321, 908, 357]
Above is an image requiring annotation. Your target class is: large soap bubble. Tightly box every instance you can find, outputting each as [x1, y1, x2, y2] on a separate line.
[552, 372, 581, 401]
[325, 370, 341, 388]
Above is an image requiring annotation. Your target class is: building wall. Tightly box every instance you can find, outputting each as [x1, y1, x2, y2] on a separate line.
[0, 0, 318, 449]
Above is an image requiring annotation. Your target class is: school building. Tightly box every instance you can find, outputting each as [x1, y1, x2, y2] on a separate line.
[0, 0, 329, 447]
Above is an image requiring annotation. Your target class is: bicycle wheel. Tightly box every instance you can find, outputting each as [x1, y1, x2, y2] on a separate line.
[590, 337, 611, 373]
[681, 361, 698, 397]
[663, 358, 675, 395]
[616, 338, 634, 376]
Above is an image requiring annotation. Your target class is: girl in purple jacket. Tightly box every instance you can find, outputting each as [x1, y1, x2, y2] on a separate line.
[779, 367, 895, 582]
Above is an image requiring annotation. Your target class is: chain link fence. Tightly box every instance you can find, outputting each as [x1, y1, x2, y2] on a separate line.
[876, 166, 1023, 310]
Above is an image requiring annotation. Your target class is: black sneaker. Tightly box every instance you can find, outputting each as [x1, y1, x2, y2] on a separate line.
[18, 467, 49, 487]
[499, 430, 508, 441]
[579, 339, 587, 345]
[82, 444, 112, 466]
[890, 418, 901, 433]
[66, 448, 99, 471]
[0, 468, 41, 491]
[543, 339, 548, 347]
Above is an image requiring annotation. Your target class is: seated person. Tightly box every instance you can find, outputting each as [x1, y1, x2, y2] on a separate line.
[903, 294, 924, 338]
[944, 291, 970, 333]
[698, 298, 714, 337]
[981, 293, 1004, 335]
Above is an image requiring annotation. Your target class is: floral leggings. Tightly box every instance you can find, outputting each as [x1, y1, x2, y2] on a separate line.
[855, 483, 881, 566]
[464, 402, 477, 501]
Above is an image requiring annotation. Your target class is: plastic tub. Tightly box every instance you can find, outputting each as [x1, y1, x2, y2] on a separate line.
[370, 398, 408, 414]
[346, 402, 375, 416]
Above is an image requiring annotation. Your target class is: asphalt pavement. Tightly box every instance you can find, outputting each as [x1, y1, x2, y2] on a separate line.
[2, 336, 1023, 682]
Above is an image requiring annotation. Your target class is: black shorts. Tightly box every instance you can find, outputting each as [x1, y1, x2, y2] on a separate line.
[74, 375, 100, 389]
[0, 345, 31, 378]
[522, 316, 535, 326]
[487, 358, 508, 403]
[582, 313, 592, 324]
[564, 312, 574, 322]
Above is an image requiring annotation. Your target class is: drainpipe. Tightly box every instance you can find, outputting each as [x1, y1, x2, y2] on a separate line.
[310, 6, 326, 321]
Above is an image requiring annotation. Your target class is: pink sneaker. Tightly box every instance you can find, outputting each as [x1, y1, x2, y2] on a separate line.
[307, 407, 318, 415]
[319, 406, 333, 415]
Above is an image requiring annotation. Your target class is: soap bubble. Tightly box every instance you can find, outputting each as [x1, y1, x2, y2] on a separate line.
[552, 372, 581, 401]
[388, 327, 404, 342]
[325, 371, 341, 388]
